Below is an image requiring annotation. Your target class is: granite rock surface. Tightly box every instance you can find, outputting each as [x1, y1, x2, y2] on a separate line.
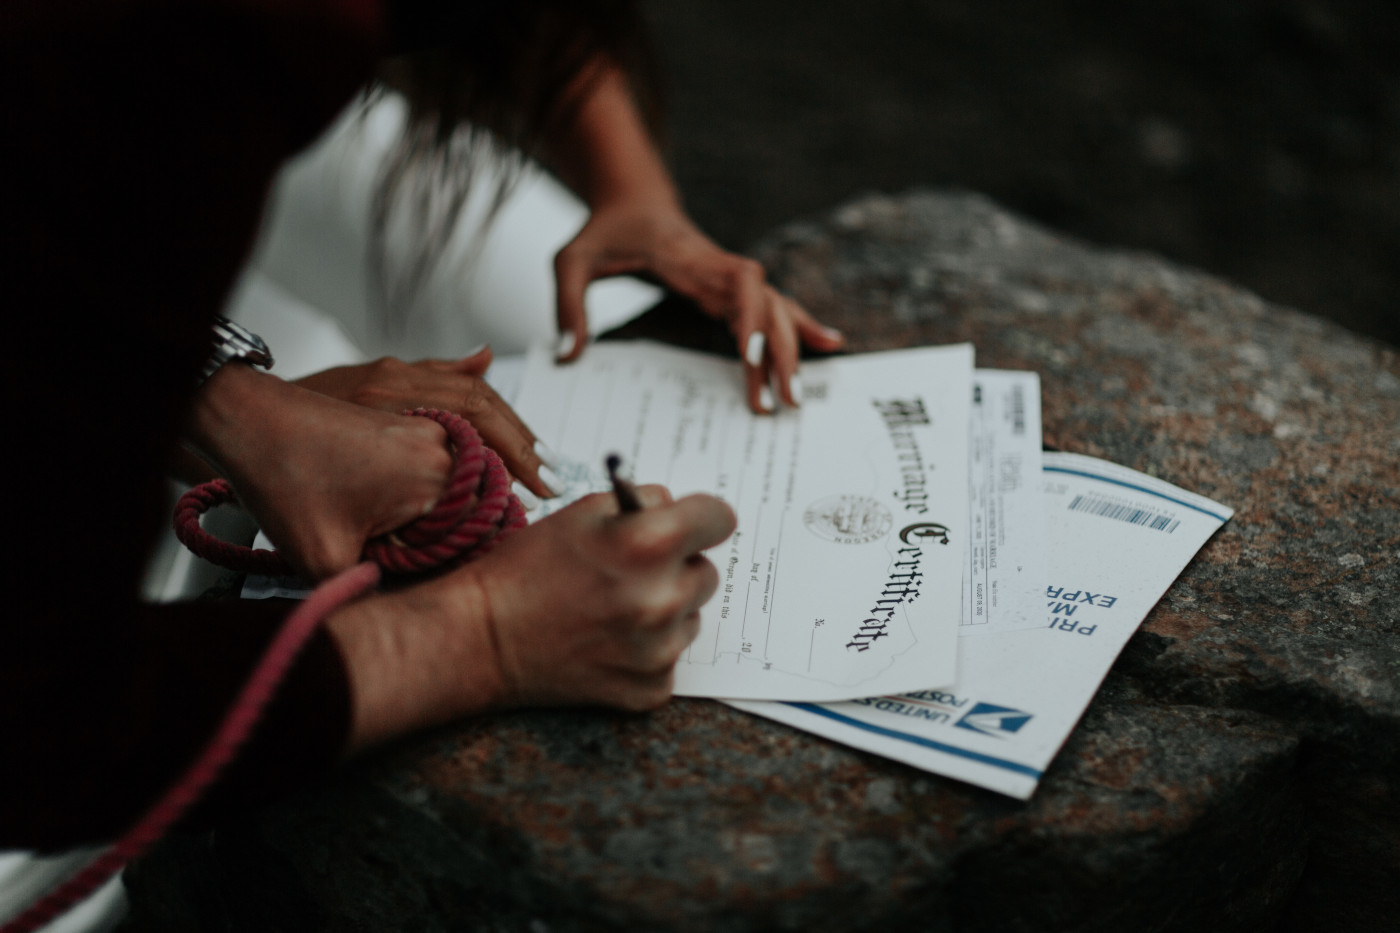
[123, 191, 1400, 932]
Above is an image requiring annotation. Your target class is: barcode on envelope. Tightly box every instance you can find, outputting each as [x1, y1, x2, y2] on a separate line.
[1068, 495, 1180, 533]
[1010, 386, 1026, 435]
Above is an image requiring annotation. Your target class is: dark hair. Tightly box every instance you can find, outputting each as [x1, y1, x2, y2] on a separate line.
[366, 1, 661, 332]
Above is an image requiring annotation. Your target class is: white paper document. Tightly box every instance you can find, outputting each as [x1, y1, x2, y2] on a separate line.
[962, 371, 1046, 634]
[513, 340, 974, 701]
[729, 452, 1233, 799]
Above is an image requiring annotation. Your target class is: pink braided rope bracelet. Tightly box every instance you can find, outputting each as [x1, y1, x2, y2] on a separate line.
[1, 409, 524, 933]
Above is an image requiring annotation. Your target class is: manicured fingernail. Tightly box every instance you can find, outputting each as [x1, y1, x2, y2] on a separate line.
[512, 482, 541, 511]
[465, 343, 488, 358]
[821, 326, 844, 342]
[555, 331, 577, 359]
[788, 374, 803, 406]
[537, 464, 565, 497]
[533, 440, 560, 469]
[758, 385, 775, 412]
[421, 498, 437, 516]
[744, 332, 766, 368]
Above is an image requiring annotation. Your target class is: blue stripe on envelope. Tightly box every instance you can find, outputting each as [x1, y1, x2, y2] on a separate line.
[782, 703, 1044, 778]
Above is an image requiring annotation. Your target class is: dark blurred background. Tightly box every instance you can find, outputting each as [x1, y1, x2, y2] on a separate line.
[645, 0, 1399, 348]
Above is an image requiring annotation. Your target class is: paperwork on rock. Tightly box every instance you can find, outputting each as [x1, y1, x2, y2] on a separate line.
[513, 341, 976, 701]
[245, 339, 1231, 798]
[730, 450, 1234, 798]
[511, 340, 1232, 797]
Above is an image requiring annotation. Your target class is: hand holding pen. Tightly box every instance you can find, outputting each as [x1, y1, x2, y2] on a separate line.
[467, 451, 735, 712]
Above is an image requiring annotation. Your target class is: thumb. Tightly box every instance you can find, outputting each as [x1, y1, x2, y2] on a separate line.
[446, 344, 493, 376]
[295, 524, 373, 582]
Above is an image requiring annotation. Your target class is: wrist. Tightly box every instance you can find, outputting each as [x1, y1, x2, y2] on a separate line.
[587, 172, 682, 216]
[548, 62, 680, 211]
[327, 567, 507, 756]
[186, 362, 287, 475]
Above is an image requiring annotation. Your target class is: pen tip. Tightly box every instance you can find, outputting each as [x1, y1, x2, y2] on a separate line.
[605, 453, 622, 475]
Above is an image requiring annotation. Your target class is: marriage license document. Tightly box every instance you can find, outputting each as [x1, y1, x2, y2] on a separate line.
[513, 340, 973, 701]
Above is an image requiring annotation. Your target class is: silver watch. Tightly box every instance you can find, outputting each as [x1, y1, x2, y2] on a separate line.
[199, 316, 274, 385]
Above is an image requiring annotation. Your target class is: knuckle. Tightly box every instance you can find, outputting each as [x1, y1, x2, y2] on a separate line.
[368, 356, 400, 376]
[457, 389, 493, 417]
[697, 560, 721, 601]
[424, 443, 453, 476]
[636, 484, 672, 508]
[302, 535, 349, 580]
[618, 584, 686, 634]
[348, 385, 384, 408]
[620, 677, 674, 713]
[621, 522, 680, 564]
[641, 588, 687, 624]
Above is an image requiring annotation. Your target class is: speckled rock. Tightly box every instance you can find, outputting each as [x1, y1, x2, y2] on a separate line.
[123, 191, 1399, 932]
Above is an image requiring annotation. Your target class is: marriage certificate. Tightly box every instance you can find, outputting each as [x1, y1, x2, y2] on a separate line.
[513, 340, 974, 701]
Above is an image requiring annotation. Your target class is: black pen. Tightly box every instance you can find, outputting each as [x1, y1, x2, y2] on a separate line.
[605, 453, 643, 514]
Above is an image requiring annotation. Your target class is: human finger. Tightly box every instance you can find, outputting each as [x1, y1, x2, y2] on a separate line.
[625, 549, 721, 634]
[625, 605, 706, 673]
[634, 484, 675, 509]
[681, 555, 721, 613]
[662, 493, 738, 556]
[443, 381, 562, 500]
[743, 336, 774, 414]
[790, 303, 845, 352]
[768, 293, 803, 407]
[425, 344, 493, 377]
[602, 666, 676, 712]
[607, 494, 732, 571]
[723, 260, 773, 413]
[285, 527, 367, 582]
[553, 245, 592, 363]
[373, 419, 455, 527]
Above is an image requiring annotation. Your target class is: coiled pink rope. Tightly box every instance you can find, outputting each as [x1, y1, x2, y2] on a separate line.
[1, 408, 523, 933]
[174, 408, 527, 576]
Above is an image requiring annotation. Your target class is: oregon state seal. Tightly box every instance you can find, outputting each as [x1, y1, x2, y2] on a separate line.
[803, 495, 893, 545]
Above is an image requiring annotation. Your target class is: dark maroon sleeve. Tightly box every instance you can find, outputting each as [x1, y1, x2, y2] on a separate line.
[0, 3, 379, 850]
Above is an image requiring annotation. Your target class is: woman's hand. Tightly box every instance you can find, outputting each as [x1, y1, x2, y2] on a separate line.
[541, 60, 843, 413]
[189, 364, 455, 580]
[554, 199, 845, 412]
[466, 484, 735, 709]
[328, 484, 737, 751]
[293, 347, 563, 502]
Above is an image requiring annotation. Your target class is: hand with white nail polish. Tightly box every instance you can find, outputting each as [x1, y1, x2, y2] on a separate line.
[543, 62, 844, 413]
[293, 347, 562, 502]
[555, 207, 844, 413]
[554, 331, 577, 362]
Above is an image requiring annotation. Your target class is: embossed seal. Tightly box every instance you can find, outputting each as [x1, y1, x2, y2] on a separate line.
[803, 495, 893, 545]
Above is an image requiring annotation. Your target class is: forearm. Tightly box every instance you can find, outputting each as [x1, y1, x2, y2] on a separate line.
[543, 59, 679, 210]
[326, 571, 505, 755]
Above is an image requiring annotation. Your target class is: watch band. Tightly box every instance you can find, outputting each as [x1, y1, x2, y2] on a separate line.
[199, 316, 274, 386]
